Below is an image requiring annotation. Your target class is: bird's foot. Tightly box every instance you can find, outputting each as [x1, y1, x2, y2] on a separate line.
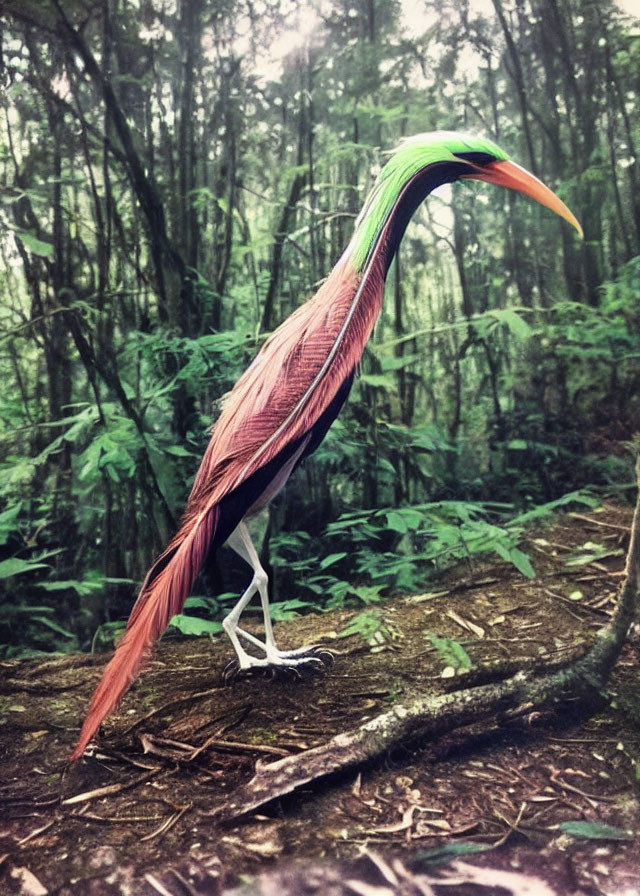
[222, 645, 334, 683]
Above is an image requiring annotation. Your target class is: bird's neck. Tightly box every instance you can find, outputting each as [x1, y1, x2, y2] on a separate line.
[347, 159, 471, 276]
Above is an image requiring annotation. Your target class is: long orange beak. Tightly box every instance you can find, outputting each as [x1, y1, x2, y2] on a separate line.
[463, 159, 583, 239]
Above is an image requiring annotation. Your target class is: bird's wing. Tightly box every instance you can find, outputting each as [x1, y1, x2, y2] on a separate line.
[188, 254, 383, 508]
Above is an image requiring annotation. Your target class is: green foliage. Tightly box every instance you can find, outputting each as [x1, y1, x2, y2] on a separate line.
[0, 602, 79, 658]
[12, 228, 54, 259]
[558, 821, 633, 841]
[0, 557, 50, 579]
[91, 621, 127, 652]
[337, 609, 391, 644]
[168, 615, 223, 636]
[0, 505, 22, 544]
[564, 541, 624, 567]
[426, 633, 473, 672]
[0, 1, 638, 657]
[167, 594, 225, 637]
[77, 417, 142, 484]
[416, 842, 493, 865]
[268, 491, 598, 624]
[269, 599, 316, 621]
[472, 308, 533, 342]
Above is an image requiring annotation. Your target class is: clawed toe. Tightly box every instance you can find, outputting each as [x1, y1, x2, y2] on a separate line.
[221, 660, 277, 683]
[310, 647, 335, 668]
[221, 646, 334, 684]
[273, 645, 335, 667]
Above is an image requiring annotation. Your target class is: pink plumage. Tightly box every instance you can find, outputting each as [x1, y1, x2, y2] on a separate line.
[71, 250, 386, 760]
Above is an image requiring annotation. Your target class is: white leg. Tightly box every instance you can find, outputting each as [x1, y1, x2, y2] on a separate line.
[222, 521, 325, 671]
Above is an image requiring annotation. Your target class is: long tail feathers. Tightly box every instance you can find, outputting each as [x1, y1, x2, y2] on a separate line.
[70, 502, 220, 760]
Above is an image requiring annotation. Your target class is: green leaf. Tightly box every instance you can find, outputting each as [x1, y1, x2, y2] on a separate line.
[411, 425, 453, 452]
[493, 541, 535, 578]
[416, 841, 493, 865]
[386, 511, 408, 534]
[105, 465, 121, 483]
[338, 610, 388, 642]
[564, 541, 624, 567]
[558, 821, 632, 841]
[513, 490, 599, 525]
[0, 504, 22, 545]
[270, 599, 314, 621]
[183, 596, 218, 611]
[0, 557, 49, 580]
[507, 547, 536, 578]
[38, 578, 103, 596]
[319, 552, 347, 570]
[32, 616, 75, 638]
[164, 445, 195, 457]
[349, 584, 384, 605]
[169, 615, 223, 636]
[10, 605, 55, 615]
[402, 510, 424, 530]
[379, 352, 421, 372]
[492, 308, 532, 340]
[359, 373, 396, 389]
[426, 633, 472, 671]
[14, 230, 54, 259]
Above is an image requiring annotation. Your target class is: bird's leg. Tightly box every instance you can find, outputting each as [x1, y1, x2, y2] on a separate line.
[222, 521, 331, 674]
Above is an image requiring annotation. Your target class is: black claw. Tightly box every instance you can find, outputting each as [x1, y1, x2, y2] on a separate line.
[221, 659, 240, 683]
[285, 665, 303, 680]
[301, 656, 326, 671]
[312, 648, 335, 668]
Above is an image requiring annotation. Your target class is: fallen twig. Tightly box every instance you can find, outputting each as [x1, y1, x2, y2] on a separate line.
[62, 770, 159, 805]
[140, 804, 191, 842]
[17, 820, 56, 846]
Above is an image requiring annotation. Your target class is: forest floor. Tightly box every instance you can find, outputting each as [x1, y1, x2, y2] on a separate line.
[1, 503, 639, 896]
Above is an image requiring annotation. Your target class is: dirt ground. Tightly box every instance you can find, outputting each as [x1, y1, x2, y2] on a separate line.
[1, 503, 639, 895]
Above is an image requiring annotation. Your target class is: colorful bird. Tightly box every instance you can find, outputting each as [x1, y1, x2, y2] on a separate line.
[71, 132, 582, 760]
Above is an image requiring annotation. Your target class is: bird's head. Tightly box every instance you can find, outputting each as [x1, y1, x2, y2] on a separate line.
[349, 131, 582, 271]
[450, 134, 583, 238]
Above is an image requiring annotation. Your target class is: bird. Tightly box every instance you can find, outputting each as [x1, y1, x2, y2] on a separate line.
[71, 131, 582, 760]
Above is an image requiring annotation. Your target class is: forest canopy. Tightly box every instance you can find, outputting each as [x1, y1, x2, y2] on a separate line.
[1, 0, 639, 658]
